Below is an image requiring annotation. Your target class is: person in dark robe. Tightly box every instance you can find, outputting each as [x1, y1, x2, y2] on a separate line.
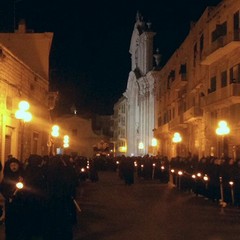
[0, 157, 25, 240]
[44, 155, 79, 240]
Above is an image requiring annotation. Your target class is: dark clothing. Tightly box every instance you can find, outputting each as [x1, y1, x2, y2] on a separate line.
[120, 157, 134, 185]
[0, 158, 26, 240]
[23, 154, 47, 239]
[44, 155, 79, 240]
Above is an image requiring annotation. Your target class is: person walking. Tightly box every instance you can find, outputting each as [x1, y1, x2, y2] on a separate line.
[44, 155, 79, 240]
[23, 154, 47, 239]
[0, 157, 25, 240]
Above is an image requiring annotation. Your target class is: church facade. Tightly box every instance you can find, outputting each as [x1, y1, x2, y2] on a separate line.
[123, 13, 158, 156]
[115, 0, 240, 160]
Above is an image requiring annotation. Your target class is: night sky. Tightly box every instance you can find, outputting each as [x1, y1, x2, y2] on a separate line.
[1, 0, 222, 115]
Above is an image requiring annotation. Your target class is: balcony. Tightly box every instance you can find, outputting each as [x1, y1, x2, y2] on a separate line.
[155, 123, 169, 137]
[171, 73, 187, 91]
[202, 83, 240, 109]
[183, 106, 203, 123]
[201, 33, 240, 65]
[169, 114, 186, 130]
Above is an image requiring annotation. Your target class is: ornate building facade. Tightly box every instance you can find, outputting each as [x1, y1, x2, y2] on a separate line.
[113, 96, 127, 156]
[154, 0, 240, 159]
[123, 13, 157, 156]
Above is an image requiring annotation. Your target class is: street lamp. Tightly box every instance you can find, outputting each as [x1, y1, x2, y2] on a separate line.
[49, 125, 60, 155]
[15, 100, 32, 161]
[172, 132, 182, 156]
[151, 138, 157, 156]
[216, 120, 230, 158]
[63, 135, 70, 148]
[138, 141, 144, 156]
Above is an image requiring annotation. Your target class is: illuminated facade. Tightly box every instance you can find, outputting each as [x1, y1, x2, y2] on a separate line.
[54, 114, 103, 158]
[0, 21, 54, 168]
[124, 12, 156, 156]
[113, 96, 127, 156]
[154, 0, 240, 159]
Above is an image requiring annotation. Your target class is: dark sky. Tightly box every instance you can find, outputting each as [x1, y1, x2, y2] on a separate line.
[1, 0, 222, 115]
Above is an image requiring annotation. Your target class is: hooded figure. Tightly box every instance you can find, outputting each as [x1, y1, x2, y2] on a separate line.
[24, 154, 47, 239]
[0, 157, 25, 240]
[44, 155, 79, 240]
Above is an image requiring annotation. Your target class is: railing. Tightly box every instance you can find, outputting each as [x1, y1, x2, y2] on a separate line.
[183, 106, 203, 123]
[204, 83, 240, 107]
[201, 33, 240, 65]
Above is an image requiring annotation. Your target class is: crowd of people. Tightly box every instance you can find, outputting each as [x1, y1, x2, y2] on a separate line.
[102, 154, 240, 207]
[1, 153, 240, 239]
[0, 154, 80, 240]
[169, 155, 240, 206]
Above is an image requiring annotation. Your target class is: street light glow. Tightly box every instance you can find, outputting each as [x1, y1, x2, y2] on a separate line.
[172, 132, 182, 143]
[15, 101, 32, 122]
[216, 120, 230, 135]
[63, 135, 70, 148]
[151, 138, 157, 147]
[138, 142, 144, 150]
[51, 125, 60, 137]
[18, 100, 30, 111]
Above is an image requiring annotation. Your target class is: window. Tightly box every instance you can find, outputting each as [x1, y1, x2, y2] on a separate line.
[212, 22, 227, 42]
[200, 34, 204, 60]
[230, 64, 240, 83]
[167, 70, 175, 88]
[163, 112, 168, 124]
[158, 116, 162, 127]
[193, 43, 197, 67]
[221, 71, 227, 88]
[234, 11, 240, 40]
[179, 64, 187, 80]
[209, 76, 216, 93]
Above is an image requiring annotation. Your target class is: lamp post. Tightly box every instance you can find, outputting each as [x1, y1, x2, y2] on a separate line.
[172, 132, 182, 157]
[151, 138, 157, 156]
[15, 100, 32, 161]
[138, 141, 144, 156]
[50, 125, 60, 156]
[229, 181, 235, 205]
[63, 135, 70, 154]
[215, 120, 230, 158]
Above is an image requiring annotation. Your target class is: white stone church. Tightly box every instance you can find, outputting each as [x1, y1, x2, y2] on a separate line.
[113, 12, 160, 156]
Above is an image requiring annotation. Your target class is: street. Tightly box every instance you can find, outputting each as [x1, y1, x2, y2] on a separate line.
[74, 171, 240, 240]
[1, 170, 240, 240]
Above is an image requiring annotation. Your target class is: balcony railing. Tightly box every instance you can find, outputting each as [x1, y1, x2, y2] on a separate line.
[169, 114, 185, 130]
[157, 122, 169, 134]
[170, 73, 187, 90]
[201, 33, 240, 65]
[203, 83, 240, 108]
[183, 106, 203, 123]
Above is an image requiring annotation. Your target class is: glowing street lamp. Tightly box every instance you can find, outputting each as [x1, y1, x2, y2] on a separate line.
[172, 132, 182, 156]
[216, 120, 230, 158]
[229, 181, 235, 205]
[15, 100, 32, 122]
[49, 125, 60, 155]
[51, 125, 60, 137]
[138, 141, 144, 156]
[151, 138, 157, 156]
[63, 135, 70, 148]
[172, 132, 182, 143]
[15, 100, 32, 161]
